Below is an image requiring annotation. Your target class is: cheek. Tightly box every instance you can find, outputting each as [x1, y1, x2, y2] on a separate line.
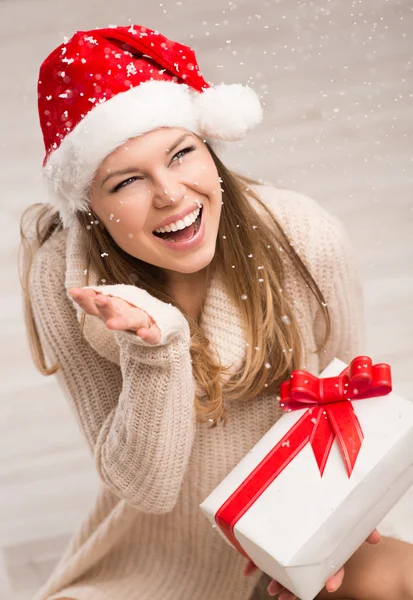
[186, 160, 220, 196]
[101, 200, 150, 243]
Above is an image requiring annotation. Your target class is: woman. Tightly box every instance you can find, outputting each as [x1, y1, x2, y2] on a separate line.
[20, 23, 413, 600]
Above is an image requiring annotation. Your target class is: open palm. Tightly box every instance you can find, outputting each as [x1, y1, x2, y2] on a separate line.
[68, 287, 161, 345]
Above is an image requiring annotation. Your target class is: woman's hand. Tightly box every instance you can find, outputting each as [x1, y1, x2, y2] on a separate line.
[68, 288, 161, 345]
[243, 529, 381, 599]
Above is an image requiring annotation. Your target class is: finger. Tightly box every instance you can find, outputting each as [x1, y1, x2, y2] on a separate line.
[325, 567, 345, 593]
[93, 294, 112, 311]
[278, 590, 296, 600]
[94, 296, 146, 328]
[94, 295, 126, 323]
[136, 324, 161, 345]
[93, 296, 118, 324]
[94, 297, 158, 341]
[242, 560, 258, 577]
[69, 287, 98, 301]
[267, 579, 283, 596]
[366, 529, 381, 544]
[68, 288, 101, 317]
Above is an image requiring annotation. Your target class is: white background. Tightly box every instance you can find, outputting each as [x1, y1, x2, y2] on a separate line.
[0, 0, 412, 597]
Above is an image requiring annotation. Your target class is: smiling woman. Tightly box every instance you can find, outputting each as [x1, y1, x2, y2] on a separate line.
[16, 21, 392, 600]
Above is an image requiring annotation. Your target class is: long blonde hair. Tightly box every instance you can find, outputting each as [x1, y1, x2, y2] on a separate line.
[19, 143, 330, 426]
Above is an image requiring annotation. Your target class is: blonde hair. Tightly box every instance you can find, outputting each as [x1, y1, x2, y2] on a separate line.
[19, 143, 330, 426]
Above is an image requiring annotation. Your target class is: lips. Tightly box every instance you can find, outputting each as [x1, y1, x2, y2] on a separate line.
[152, 203, 202, 233]
[153, 206, 203, 240]
[151, 204, 205, 250]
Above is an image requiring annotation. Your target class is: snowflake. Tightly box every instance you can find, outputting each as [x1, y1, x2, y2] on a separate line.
[126, 62, 137, 76]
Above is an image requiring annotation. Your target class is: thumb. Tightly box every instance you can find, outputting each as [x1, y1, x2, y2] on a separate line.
[135, 323, 161, 345]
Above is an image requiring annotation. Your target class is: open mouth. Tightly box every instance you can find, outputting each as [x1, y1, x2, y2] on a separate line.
[152, 205, 203, 243]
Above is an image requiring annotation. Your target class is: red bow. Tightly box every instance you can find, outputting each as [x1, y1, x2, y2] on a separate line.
[280, 355, 392, 476]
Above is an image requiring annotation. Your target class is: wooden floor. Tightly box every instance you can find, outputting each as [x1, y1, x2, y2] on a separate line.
[1, 0, 412, 597]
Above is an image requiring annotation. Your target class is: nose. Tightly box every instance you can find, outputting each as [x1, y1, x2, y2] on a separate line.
[152, 170, 187, 209]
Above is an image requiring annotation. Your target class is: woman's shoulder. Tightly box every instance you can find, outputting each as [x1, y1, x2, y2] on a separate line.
[250, 182, 341, 230]
[250, 182, 350, 264]
[30, 227, 68, 290]
[34, 226, 68, 261]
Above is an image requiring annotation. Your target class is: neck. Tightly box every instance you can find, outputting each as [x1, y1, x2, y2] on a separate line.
[166, 267, 210, 321]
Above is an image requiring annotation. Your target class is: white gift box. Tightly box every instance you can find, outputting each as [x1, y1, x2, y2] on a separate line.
[200, 358, 413, 600]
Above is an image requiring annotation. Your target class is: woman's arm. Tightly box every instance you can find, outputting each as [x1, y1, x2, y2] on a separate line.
[29, 240, 196, 513]
[317, 536, 413, 600]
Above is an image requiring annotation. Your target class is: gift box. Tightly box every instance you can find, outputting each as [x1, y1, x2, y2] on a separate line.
[200, 356, 413, 600]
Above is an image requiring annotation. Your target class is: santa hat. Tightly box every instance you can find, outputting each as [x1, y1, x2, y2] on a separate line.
[38, 24, 263, 228]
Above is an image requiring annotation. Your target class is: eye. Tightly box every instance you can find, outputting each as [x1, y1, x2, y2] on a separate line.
[172, 145, 195, 163]
[111, 176, 143, 193]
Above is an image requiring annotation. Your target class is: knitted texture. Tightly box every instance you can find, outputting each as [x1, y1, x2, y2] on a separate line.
[29, 186, 364, 600]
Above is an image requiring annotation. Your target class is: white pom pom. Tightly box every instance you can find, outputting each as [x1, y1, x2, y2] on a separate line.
[194, 83, 263, 141]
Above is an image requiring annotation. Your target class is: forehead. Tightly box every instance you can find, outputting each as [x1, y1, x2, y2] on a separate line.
[101, 127, 195, 166]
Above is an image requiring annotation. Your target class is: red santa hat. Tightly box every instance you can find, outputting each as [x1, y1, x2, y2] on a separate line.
[38, 24, 263, 228]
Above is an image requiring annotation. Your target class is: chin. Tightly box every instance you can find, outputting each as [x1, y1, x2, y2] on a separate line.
[171, 244, 216, 273]
[174, 256, 214, 274]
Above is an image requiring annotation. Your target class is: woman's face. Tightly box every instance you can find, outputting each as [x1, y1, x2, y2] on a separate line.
[90, 127, 222, 277]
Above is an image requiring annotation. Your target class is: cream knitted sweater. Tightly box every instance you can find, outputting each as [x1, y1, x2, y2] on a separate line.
[29, 185, 364, 600]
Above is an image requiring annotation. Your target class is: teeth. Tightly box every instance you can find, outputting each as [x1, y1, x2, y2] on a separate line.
[155, 206, 201, 234]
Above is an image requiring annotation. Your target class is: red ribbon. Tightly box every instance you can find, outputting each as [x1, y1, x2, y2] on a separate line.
[215, 356, 392, 558]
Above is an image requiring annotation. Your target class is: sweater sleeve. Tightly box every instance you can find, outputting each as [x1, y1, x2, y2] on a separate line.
[312, 212, 366, 371]
[29, 235, 196, 513]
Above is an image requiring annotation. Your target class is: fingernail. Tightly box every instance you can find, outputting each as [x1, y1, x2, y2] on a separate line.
[267, 581, 282, 595]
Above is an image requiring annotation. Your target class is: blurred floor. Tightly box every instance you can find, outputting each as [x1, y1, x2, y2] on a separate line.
[0, 0, 412, 598]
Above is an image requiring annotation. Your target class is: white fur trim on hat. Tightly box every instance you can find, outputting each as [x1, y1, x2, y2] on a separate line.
[43, 80, 263, 229]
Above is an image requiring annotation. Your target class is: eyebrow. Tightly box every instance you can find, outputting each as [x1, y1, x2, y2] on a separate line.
[101, 133, 193, 188]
